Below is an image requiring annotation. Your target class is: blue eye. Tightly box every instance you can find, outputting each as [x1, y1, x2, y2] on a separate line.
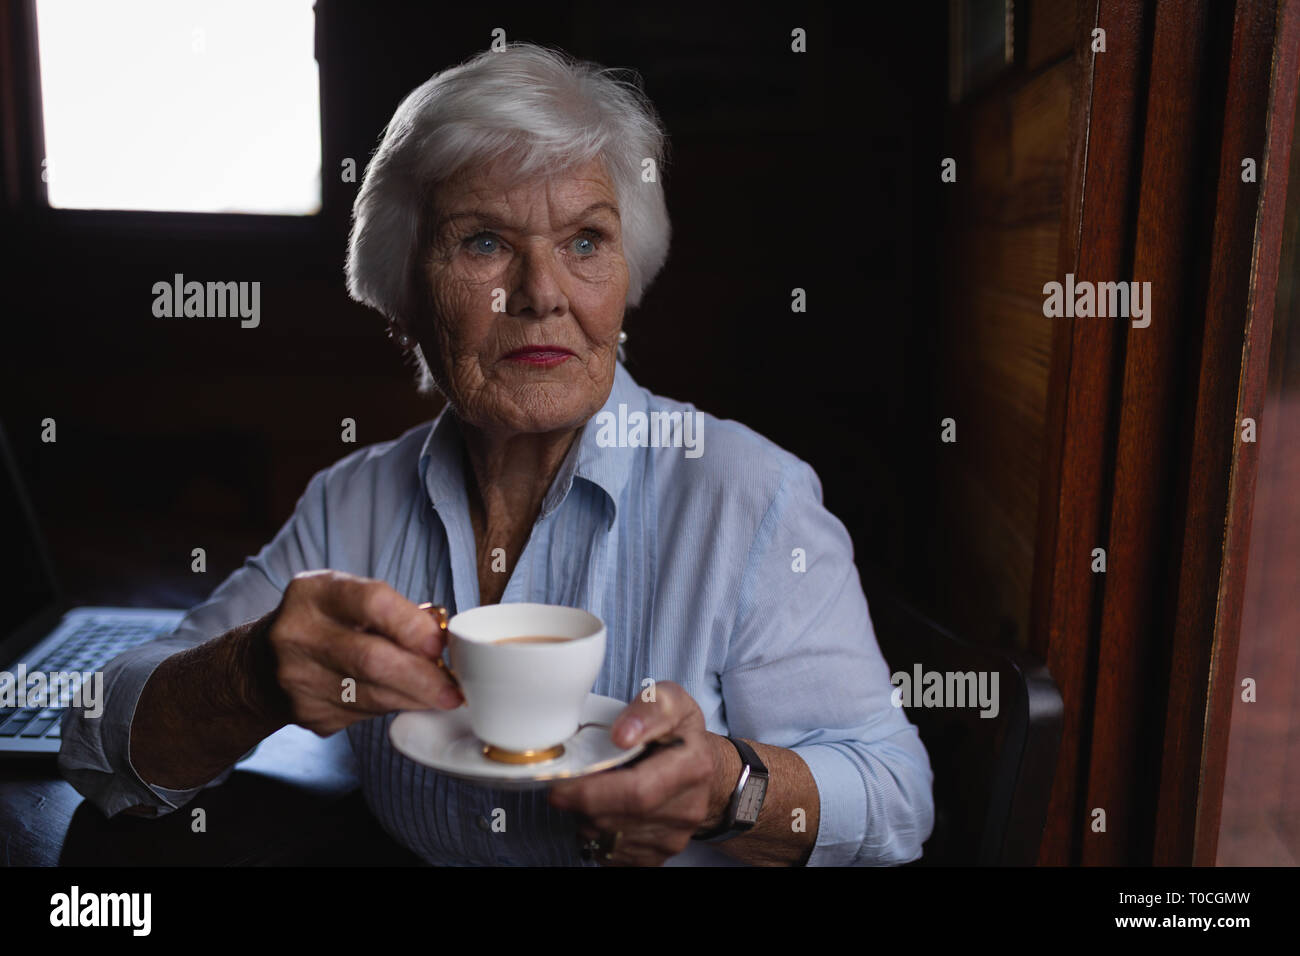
[572, 234, 598, 256]
[467, 232, 500, 254]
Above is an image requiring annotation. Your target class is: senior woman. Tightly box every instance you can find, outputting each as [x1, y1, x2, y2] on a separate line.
[59, 43, 933, 866]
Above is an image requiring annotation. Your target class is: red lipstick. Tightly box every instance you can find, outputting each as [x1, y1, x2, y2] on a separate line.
[502, 345, 574, 368]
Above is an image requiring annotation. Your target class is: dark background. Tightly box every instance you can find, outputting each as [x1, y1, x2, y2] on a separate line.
[1, 0, 948, 615]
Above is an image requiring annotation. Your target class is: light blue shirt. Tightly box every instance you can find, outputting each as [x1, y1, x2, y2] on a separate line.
[58, 362, 934, 865]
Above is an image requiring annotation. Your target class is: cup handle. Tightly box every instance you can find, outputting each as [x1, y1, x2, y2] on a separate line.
[416, 602, 460, 689]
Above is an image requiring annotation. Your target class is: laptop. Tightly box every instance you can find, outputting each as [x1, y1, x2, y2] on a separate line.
[0, 420, 185, 754]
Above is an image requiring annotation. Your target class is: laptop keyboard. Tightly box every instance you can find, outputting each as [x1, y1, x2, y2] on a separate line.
[0, 617, 177, 740]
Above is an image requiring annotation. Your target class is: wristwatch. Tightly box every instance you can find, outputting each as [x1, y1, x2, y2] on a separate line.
[692, 736, 769, 843]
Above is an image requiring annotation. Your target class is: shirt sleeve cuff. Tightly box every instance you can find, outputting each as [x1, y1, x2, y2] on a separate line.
[791, 743, 869, 867]
[58, 639, 255, 817]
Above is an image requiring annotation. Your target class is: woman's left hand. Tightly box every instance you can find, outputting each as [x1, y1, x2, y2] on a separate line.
[547, 681, 727, 866]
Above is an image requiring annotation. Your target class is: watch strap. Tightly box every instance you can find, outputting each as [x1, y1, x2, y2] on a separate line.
[692, 736, 769, 843]
[729, 736, 768, 776]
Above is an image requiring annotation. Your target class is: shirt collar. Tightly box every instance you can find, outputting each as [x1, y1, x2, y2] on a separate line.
[416, 361, 644, 531]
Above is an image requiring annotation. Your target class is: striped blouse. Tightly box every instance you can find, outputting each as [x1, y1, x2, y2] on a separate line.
[58, 361, 934, 865]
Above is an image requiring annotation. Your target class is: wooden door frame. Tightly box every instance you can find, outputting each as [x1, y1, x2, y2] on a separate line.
[1031, 0, 1299, 865]
[1030, 0, 1149, 866]
[1176, 0, 1300, 866]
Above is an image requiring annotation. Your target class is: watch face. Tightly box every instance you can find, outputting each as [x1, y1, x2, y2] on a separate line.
[737, 775, 768, 824]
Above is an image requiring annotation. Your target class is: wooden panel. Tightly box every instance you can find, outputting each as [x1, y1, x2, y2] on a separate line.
[1031, 0, 1147, 866]
[935, 57, 1072, 651]
[1032, 0, 1290, 867]
[1081, 0, 1218, 867]
[1184, 0, 1300, 865]
[1027, 0, 1081, 72]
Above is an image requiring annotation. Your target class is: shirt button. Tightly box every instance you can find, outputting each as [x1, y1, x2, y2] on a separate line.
[476, 814, 491, 831]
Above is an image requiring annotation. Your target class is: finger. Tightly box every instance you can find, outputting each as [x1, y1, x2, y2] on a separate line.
[583, 782, 710, 838]
[550, 738, 707, 818]
[316, 574, 441, 657]
[281, 651, 452, 715]
[598, 846, 649, 867]
[575, 823, 664, 867]
[594, 826, 678, 867]
[606, 681, 700, 748]
[346, 675, 455, 714]
[583, 816, 692, 843]
[320, 623, 462, 709]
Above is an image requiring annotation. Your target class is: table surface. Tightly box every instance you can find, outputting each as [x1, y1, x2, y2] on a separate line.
[0, 724, 423, 866]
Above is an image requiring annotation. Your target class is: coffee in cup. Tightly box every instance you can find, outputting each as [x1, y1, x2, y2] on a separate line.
[491, 636, 572, 645]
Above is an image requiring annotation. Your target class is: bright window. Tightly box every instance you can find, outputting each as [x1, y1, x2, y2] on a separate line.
[34, 0, 321, 214]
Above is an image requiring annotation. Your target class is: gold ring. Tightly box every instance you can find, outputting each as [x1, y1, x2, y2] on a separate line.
[578, 830, 622, 863]
[417, 603, 460, 689]
[603, 830, 622, 861]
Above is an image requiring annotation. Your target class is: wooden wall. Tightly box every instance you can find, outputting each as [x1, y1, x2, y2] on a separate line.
[927, 0, 1079, 650]
[1019, 0, 1296, 865]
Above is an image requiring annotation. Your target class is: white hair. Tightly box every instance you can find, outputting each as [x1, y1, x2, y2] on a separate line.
[345, 42, 671, 393]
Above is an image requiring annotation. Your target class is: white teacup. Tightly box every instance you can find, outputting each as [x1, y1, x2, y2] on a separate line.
[446, 603, 605, 760]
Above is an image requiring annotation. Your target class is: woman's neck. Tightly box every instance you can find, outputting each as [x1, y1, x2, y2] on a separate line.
[458, 419, 580, 604]
[459, 422, 579, 520]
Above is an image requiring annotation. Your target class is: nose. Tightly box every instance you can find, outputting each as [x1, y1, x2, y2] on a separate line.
[506, 241, 569, 320]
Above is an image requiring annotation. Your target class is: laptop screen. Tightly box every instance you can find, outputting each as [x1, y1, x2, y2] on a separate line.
[0, 420, 61, 640]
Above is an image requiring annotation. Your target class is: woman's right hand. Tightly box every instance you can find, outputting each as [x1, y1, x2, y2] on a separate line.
[262, 569, 463, 736]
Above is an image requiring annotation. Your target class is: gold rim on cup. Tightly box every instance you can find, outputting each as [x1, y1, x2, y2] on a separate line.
[481, 742, 567, 764]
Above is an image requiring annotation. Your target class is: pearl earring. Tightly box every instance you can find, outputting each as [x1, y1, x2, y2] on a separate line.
[618, 330, 628, 344]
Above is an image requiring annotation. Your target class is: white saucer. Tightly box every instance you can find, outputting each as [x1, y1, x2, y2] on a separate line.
[389, 693, 645, 790]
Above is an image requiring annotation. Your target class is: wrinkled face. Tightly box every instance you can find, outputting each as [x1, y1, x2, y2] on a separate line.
[413, 155, 629, 436]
